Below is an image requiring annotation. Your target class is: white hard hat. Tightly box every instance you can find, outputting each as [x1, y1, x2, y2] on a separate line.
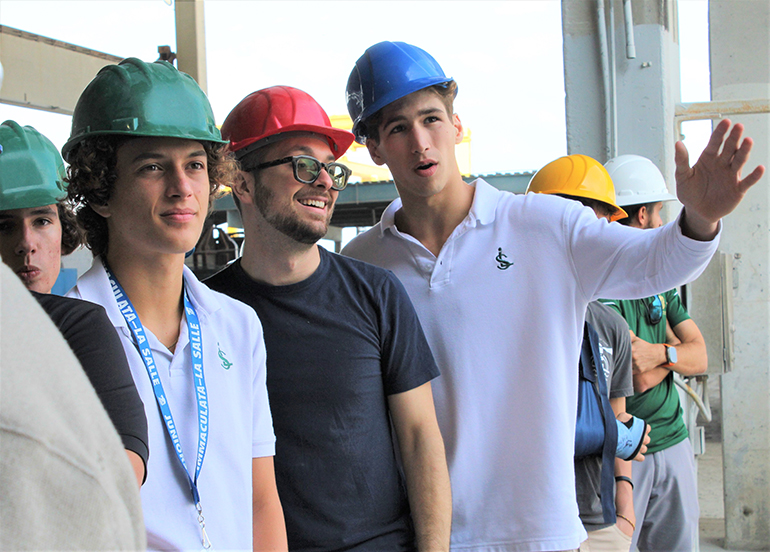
[604, 154, 677, 207]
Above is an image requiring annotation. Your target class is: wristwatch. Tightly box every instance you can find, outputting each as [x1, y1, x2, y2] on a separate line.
[663, 344, 678, 367]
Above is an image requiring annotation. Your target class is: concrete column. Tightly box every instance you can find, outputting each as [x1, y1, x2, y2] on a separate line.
[562, 0, 680, 179]
[175, 0, 207, 93]
[709, 1, 770, 547]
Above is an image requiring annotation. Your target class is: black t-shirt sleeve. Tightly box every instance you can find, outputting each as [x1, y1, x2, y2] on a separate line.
[33, 293, 149, 471]
[377, 270, 440, 395]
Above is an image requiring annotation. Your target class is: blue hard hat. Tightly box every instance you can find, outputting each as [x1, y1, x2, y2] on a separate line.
[346, 41, 455, 144]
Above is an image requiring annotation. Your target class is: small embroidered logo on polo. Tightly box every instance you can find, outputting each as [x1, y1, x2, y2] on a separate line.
[218, 343, 233, 370]
[496, 248, 514, 270]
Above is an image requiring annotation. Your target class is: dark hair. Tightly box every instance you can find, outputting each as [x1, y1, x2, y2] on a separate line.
[361, 81, 458, 144]
[66, 135, 238, 257]
[57, 201, 84, 255]
[557, 195, 618, 220]
[617, 201, 657, 226]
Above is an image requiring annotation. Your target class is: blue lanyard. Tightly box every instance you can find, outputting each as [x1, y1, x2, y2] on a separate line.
[104, 261, 212, 549]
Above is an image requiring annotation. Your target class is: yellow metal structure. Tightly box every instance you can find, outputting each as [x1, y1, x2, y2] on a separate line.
[329, 114, 472, 181]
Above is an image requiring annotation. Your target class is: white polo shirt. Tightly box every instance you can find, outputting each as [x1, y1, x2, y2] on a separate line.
[342, 179, 718, 552]
[69, 259, 275, 551]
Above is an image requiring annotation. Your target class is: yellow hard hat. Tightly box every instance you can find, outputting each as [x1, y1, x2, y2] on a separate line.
[527, 154, 628, 221]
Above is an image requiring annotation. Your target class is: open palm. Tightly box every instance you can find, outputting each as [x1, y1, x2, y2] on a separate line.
[675, 119, 765, 225]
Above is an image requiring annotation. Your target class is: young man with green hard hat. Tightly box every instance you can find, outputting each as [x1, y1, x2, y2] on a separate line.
[0, 120, 81, 293]
[341, 41, 763, 551]
[63, 58, 287, 551]
[601, 154, 708, 552]
[0, 119, 149, 486]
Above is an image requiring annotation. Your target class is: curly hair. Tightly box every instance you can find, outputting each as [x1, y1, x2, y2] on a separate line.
[66, 136, 238, 257]
[57, 201, 84, 255]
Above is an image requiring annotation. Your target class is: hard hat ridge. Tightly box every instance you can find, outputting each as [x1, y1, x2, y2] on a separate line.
[604, 155, 677, 207]
[0, 120, 67, 211]
[62, 57, 226, 162]
[222, 86, 354, 161]
[526, 154, 628, 222]
[346, 41, 456, 144]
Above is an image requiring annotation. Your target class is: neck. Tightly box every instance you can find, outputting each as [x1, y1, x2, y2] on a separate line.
[394, 175, 475, 256]
[105, 249, 186, 350]
[239, 217, 322, 286]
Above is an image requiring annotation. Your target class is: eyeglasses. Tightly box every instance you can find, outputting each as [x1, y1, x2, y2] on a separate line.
[646, 295, 663, 325]
[253, 155, 352, 191]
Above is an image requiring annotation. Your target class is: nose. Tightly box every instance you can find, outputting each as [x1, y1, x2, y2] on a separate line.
[409, 126, 430, 155]
[313, 166, 335, 191]
[14, 224, 37, 257]
[167, 166, 196, 198]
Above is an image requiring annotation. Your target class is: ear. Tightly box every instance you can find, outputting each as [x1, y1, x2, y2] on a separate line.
[636, 205, 648, 227]
[453, 113, 464, 145]
[366, 139, 387, 167]
[89, 202, 111, 219]
[231, 170, 256, 205]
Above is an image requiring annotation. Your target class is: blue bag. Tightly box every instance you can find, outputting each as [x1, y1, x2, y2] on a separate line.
[575, 321, 618, 524]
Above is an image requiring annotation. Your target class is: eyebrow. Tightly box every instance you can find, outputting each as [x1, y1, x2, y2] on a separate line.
[0, 206, 56, 220]
[130, 149, 207, 164]
[285, 145, 335, 163]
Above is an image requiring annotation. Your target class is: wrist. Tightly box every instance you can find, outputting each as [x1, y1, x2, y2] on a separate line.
[662, 344, 678, 368]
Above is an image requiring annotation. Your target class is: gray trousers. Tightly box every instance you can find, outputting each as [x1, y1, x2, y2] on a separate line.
[631, 438, 699, 552]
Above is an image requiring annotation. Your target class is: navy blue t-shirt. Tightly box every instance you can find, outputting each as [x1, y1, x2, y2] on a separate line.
[206, 247, 439, 552]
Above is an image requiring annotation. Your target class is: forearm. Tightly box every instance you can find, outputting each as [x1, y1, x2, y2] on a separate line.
[614, 457, 636, 535]
[252, 497, 287, 551]
[679, 207, 720, 242]
[633, 366, 670, 393]
[252, 457, 287, 551]
[401, 435, 452, 552]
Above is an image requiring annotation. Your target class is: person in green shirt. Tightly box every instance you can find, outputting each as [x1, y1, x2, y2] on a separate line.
[602, 154, 708, 552]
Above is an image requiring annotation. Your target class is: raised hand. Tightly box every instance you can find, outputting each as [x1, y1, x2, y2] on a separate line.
[675, 119, 765, 239]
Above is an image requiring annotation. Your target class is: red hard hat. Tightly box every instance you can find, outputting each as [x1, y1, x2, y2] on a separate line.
[222, 86, 355, 160]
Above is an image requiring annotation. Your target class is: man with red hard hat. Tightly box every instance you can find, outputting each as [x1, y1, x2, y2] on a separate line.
[341, 41, 764, 551]
[207, 86, 451, 552]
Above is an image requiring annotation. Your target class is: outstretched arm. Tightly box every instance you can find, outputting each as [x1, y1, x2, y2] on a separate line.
[388, 382, 452, 552]
[676, 119, 765, 241]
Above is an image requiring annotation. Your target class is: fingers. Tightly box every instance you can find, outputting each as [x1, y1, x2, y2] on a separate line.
[731, 135, 753, 169]
[674, 141, 691, 176]
[718, 122, 745, 165]
[739, 164, 766, 193]
[701, 118, 732, 157]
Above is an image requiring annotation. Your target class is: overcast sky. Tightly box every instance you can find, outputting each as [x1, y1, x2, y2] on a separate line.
[0, 0, 710, 176]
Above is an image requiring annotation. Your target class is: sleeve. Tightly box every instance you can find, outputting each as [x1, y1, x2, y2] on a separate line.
[665, 288, 692, 328]
[560, 202, 719, 303]
[607, 310, 634, 399]
[377, 271, 440, 396]
[37, 295, 149, 467]
[249, 309, 276, 459]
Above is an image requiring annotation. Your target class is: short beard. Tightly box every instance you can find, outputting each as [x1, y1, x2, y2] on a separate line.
[252, 178, 331, 245]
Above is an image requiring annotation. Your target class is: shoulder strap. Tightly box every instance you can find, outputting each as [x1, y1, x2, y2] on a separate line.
[582, 321, 618, 525]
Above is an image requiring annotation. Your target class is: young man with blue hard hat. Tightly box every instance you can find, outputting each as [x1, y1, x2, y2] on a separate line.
[341, 40, 764, 551]
[206, 85, 451, 552]
[602, 154, 708, 552]
[63, 58, 287, 551]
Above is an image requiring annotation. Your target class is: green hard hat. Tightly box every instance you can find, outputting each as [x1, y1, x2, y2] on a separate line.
[0, 120, 67, 211]
[62, 58, 226, 162]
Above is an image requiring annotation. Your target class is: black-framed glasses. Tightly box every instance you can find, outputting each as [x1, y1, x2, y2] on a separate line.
[646, 295, 663, 325]
[254, 155, 352, 191]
